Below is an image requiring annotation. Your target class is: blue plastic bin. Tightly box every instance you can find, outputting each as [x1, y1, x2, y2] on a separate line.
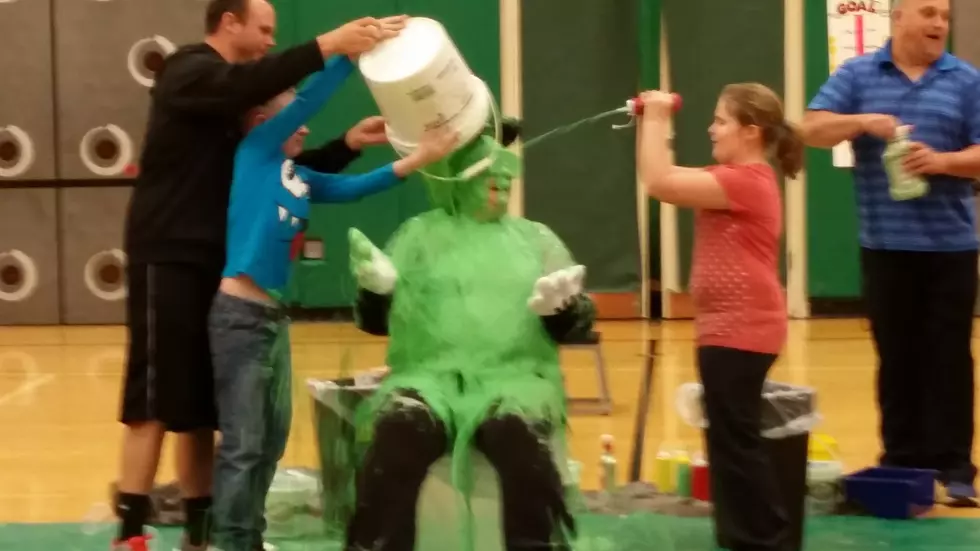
[842, 467, 937, 519]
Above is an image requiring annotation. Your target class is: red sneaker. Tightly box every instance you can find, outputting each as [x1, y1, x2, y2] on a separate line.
[111, 534, 153, 551]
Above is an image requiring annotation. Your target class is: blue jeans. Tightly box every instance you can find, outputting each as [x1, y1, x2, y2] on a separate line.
[209, 291, 292, 551]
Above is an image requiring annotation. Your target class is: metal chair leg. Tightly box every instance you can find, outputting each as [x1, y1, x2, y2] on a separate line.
[567, 342, 613, 415]
[594, 345, 612, 415]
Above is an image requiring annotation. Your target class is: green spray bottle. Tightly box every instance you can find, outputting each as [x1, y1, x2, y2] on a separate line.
[883, 125, 930, 201]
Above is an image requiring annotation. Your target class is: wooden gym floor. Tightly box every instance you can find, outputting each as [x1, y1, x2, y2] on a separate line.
[0, 318, 978, 524]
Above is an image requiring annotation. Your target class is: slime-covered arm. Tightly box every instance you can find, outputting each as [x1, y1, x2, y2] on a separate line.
[349, 220, 419, 336]
[354, 290, 391, 336]
[531, 223, 596, 343]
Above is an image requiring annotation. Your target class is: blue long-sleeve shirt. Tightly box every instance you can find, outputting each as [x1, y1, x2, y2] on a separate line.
[222, 55, 401, 293]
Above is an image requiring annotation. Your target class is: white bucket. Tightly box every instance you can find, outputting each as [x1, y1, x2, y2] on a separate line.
[358, 17, 496, 158]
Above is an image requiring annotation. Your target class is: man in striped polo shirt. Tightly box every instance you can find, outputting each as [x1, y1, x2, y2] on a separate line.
[803, 0, 980, 503]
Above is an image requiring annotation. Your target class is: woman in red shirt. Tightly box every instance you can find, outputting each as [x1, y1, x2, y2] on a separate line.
[638, 83, 803, 551]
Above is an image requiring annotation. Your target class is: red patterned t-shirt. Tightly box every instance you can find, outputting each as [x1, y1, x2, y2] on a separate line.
[689, 163, 787, 354]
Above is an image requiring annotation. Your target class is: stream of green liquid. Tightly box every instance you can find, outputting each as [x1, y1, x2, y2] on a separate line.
[521, 108, 629, 150]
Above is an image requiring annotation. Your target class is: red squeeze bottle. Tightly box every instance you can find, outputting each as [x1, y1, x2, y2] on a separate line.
[691, 456, 711, 502]
[627, 93, 683, 117]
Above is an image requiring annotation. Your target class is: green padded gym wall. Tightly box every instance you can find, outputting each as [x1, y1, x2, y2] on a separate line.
[281, 0, 501, 308]
[522, 0, 644, 295]
[803, 0, 861, 300]
[663, 0, 786, 290]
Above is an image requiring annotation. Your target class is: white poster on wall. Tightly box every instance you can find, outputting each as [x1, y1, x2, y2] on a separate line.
[827, 0, 892, 167]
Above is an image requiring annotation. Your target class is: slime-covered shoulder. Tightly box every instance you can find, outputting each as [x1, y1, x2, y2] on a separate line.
[382, 212, 431, 260]
[530, 221, 576, 273]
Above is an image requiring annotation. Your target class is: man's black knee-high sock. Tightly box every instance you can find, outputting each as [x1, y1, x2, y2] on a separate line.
[476, 415, 573, 550]
[116, 493, 152, 541]
[183, 496, 212, 546]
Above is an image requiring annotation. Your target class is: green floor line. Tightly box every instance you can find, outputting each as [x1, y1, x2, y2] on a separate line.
[3, 514, 980, 551]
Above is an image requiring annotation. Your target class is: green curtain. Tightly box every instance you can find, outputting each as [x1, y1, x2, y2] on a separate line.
[521, 0, 643, 293]
[663, 0, 786, 289]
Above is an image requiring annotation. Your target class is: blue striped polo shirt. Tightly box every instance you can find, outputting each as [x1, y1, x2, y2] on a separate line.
[808, 40, 980, 252]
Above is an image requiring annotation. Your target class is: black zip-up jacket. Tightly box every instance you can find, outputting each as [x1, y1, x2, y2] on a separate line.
[124, 41, 362, 269]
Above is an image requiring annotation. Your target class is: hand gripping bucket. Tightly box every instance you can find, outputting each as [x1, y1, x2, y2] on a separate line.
[358, 17, 501, 181]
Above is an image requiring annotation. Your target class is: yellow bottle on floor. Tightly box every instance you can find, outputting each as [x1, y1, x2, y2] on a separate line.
[808, 434, 839, 462]
[654, 450, 674, 494]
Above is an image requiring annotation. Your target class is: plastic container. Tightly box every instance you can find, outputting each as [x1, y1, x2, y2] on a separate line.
[599, 434, 617, 493]
[808, 433, 839, 461]
[358, 17, 493, 157]
[883, 125, 929, 201]
[691, 458, 711, 502]
[842, 467, 937, 519]
[673, 451, 692, 498]
[806, 460, 844, 516]
[264, 468, 323, 539]
[653, 451, 673, 494]
[308, 377, 375, 538]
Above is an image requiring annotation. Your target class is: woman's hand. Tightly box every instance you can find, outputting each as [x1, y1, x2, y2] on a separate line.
[638, 90, 676, 119]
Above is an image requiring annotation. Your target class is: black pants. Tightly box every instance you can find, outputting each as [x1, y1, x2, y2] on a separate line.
[344, 390, 573, 551]
[699, 346, 788, 551]
[861, 248, 978, 485]
[120, 262, 220, 432]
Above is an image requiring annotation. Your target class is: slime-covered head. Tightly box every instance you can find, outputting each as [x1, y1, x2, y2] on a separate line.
[423, 134, 520, 221]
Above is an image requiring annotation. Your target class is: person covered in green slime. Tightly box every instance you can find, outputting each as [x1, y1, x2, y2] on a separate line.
[344, 123, 596, 551]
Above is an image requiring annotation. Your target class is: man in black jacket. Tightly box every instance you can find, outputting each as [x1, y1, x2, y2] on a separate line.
[113, 1, 405, 550]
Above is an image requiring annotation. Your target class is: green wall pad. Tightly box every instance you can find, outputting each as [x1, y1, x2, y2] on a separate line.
[522, 0, 642, 293]
[4, 514, 980, 550]
[663, 0, 786, 289]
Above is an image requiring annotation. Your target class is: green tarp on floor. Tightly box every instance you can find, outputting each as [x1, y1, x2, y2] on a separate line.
[4, 514, 980, 550]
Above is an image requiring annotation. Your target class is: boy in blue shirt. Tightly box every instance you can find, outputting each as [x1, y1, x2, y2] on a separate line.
[207, 53, 456, 551]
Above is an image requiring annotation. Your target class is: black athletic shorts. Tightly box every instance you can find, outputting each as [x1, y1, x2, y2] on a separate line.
[120, 262, 221, 432]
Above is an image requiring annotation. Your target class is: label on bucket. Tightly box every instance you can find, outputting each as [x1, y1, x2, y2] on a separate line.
[410, 58, 475, 132]
[409, 85, 436, 102]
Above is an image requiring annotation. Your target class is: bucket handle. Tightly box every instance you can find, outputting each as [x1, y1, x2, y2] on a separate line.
[413, 76, 503, 183]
